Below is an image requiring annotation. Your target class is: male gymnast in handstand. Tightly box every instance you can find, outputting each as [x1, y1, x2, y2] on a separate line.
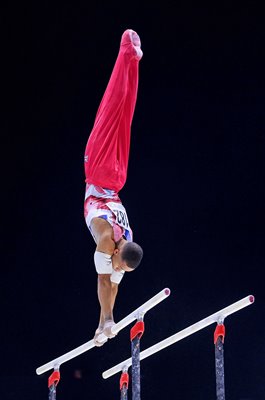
[84, 29, 143, 346]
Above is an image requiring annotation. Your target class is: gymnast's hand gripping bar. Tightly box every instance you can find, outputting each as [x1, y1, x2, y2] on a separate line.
[36, 288, 170, 375]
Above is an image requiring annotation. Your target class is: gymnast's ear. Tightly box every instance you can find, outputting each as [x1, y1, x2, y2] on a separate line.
[113, 248, 119, 255]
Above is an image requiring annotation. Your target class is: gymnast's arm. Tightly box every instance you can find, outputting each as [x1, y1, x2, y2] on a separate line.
[90, 218, 116, 324]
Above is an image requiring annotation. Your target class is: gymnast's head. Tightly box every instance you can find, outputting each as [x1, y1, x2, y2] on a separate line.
[112, 241, 143, 272]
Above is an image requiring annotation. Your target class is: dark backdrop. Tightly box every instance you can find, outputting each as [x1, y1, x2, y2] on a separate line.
[2, 2, 265, 399]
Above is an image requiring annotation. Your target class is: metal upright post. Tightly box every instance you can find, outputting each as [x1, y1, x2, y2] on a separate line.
[130, 317, 145, 400]
[48, 368, 60, 400]
[214, 322, 226, 400]
[120, 369, 129, 400]
[103, 295, 254, 381]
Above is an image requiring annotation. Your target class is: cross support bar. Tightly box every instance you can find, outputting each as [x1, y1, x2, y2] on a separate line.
[36, 288, 170, 375]
[102, 295, 254, 379]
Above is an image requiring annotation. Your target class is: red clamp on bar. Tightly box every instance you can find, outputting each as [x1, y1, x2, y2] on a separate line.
[120, 372, 129, 390]
[214, 324, 225, 344]
[130, 320, 145, 341]
[48, 370, 60, 388]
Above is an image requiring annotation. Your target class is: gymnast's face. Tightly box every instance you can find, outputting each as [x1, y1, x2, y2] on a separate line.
[112, 249, 133, 272]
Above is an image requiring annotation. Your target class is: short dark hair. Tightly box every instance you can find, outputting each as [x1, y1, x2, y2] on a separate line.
[121, 241, 143, 270]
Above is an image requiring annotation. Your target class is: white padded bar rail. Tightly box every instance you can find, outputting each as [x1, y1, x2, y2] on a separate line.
[102, 295, 255, 379]
[36, 288, 170, 375]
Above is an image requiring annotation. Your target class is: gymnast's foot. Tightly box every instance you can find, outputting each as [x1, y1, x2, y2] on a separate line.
[129, 29, 143, 60]
[120, 29, 143, 60]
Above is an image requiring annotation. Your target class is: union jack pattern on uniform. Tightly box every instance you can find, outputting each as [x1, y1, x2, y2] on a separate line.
[84, 183, 133, 243]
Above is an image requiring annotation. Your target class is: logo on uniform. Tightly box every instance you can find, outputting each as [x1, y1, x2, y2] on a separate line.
[84, 155, 88, 162]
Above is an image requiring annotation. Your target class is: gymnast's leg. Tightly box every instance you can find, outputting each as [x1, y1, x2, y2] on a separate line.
[84, 29, 142, 192]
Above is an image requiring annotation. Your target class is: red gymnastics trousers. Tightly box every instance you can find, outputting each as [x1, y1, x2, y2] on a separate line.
[84, 30, 141, 193]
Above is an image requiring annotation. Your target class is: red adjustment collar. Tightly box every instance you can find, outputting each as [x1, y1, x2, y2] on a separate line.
[214, 324, 225, 344]
[48, 370, 60, 388]
[120, 372, 129, 390]
[130, 321, 145, 341]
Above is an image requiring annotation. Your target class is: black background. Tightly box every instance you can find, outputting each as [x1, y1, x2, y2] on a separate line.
[2, 1, 265, 399]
